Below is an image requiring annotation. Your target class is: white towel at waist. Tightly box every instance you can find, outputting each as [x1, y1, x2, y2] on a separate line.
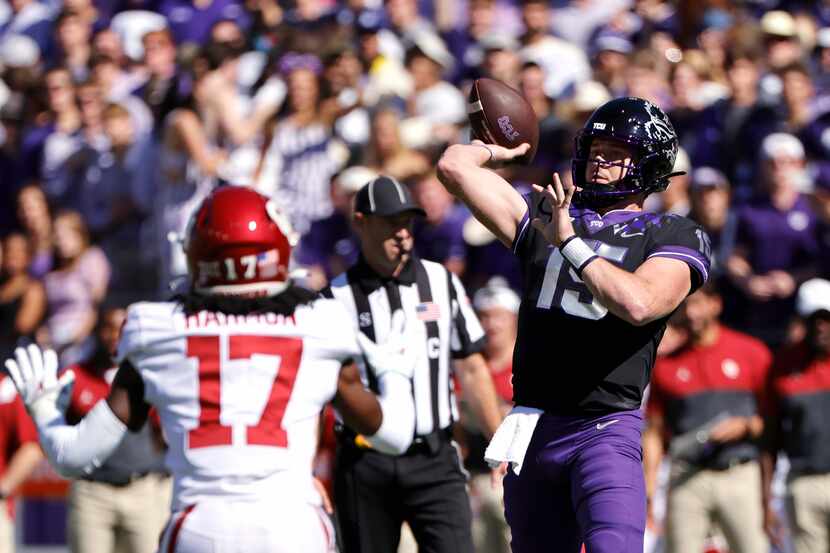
[484, 405, 543, 475]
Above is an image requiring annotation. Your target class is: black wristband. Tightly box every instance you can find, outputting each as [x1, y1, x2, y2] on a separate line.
[574, 254, 599, 277]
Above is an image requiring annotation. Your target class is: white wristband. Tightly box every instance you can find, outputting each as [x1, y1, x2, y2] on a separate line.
[560, 236, 598, 275]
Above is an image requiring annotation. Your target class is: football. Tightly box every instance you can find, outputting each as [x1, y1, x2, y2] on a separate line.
[468, 78, 539, 165]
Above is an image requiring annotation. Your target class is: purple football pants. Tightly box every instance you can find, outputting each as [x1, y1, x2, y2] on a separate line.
[503, 409, 646, 553]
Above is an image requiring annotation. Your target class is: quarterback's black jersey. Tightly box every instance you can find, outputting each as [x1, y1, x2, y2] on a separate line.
[511, 192, 712, 415]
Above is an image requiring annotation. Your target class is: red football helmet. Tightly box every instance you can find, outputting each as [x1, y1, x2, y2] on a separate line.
[184, 186, 298, 296]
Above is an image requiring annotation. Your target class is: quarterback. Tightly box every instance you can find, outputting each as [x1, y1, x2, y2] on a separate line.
[5, 187, 420, 553]
[438, 97, 712, 552]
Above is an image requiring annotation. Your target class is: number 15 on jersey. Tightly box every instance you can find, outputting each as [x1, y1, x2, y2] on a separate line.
[536, 243, 627, 321]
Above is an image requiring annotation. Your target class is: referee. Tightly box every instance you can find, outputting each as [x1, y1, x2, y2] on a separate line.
[325, 175, 503, 553]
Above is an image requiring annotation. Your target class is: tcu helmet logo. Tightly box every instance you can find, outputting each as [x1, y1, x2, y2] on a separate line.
[497, 116, 520, 141]
[643, 101, 674, 143]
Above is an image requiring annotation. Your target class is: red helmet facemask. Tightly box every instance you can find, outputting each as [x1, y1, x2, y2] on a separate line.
[184, 186, 298, 297]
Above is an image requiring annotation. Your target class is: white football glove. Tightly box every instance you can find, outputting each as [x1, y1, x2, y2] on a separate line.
[5, 345, 75, 426]
[356, 310, 420, 380]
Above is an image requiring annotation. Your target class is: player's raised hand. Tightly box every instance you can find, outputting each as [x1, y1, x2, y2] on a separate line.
[357, 310, 421, 380]
[470, 139, 530, 169]
[530, 173, 576, 247]
[4, 345, 74, 426]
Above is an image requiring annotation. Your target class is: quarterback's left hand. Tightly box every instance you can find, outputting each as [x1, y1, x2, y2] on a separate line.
[5, 345, 74, 426]
[531, 173, 576, 247]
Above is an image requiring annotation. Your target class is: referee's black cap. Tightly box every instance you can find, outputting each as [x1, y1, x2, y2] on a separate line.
[354, 176, 426, 217]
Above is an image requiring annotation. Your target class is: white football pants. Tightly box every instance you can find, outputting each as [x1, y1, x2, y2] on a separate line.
[159, 498, 335, 553]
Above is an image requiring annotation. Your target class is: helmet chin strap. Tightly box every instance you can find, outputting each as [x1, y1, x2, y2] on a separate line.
[572, 180, 642, 210]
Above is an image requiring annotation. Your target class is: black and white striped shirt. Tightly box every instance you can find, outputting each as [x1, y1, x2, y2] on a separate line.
[325, 256, 485, 437]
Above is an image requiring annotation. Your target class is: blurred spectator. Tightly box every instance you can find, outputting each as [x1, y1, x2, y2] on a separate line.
[441, 0, 499, 83]
[667, 50, 729, 149]
[54, 9, 94, 81]
[107, 9, 167, 66]
[42, 77, 108, 211]
[691, 47, 782, 203]
[279, 0, 347, 56]
[322, 45, 370, 152]
[40, 67, 83, 203]
[157, 0, 250, 49]
[63, 306, 170, 553]
[477, 33, 521, 90]
[0, 0, 53, 57]
[462, 278, 518, 553]
[646, 147, 691, 216]
[209, 17, 245, 49]
[77, 103, 154, 304]
[411, 171, 469, 276]
[553, 0, 628, 49]
[75, 78, 108, 150]
[461, 216, 522, 293]
[362, 107, 430, 182]
[294, 165, 378, 289]
[43, 210, 110, 364]
[134, 27, 183, 133]
[267, 54, 345, 235]
[404, 34, 466, 144]
[687, 167, 737, 279]
[624, 48, 672, 108]
[814, 27, 830, 93]
[760, 10, 805, 99]
[89, 53, 153, 136]
[386, 0, 437, 54]
[0, 233, 46, 363]
[15, 184, 54, 278]
[726, 133, 819, 347]
[0, 99, 29, 222]
[197, 41, 283, 155]
[2, 38, 47, 183]
[518, 0, 590, 98]
[590, 30, 631, 97]
[92, 27, 128, 69]
[761, 278, 830, 553]
[644, 282, 770, 553]
[517, 60, 569, 179]
[780, 61, 830, 162]
[813, 164, 830, 279]
[0, 34, 41, 99]
[153, 50, 226, 294]
[0, 366, 44, 552]
[354, 10, 413, 106]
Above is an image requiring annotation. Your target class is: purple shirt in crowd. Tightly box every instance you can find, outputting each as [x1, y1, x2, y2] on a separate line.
[413, 205, 469, 266]
[735, 195, 818, 274]
[730, 194, 819, 345]
[294, 212, 359, 280]
[157, 0, 250, 45]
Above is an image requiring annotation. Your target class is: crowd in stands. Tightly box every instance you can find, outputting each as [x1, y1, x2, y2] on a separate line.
[1, 0, 830, 551]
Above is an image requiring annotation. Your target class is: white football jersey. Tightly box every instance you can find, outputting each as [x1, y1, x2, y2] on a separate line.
[116, 298, 359, 510]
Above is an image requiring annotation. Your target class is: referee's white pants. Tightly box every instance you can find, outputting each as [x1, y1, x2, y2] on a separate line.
[159, 499, 335, 553]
